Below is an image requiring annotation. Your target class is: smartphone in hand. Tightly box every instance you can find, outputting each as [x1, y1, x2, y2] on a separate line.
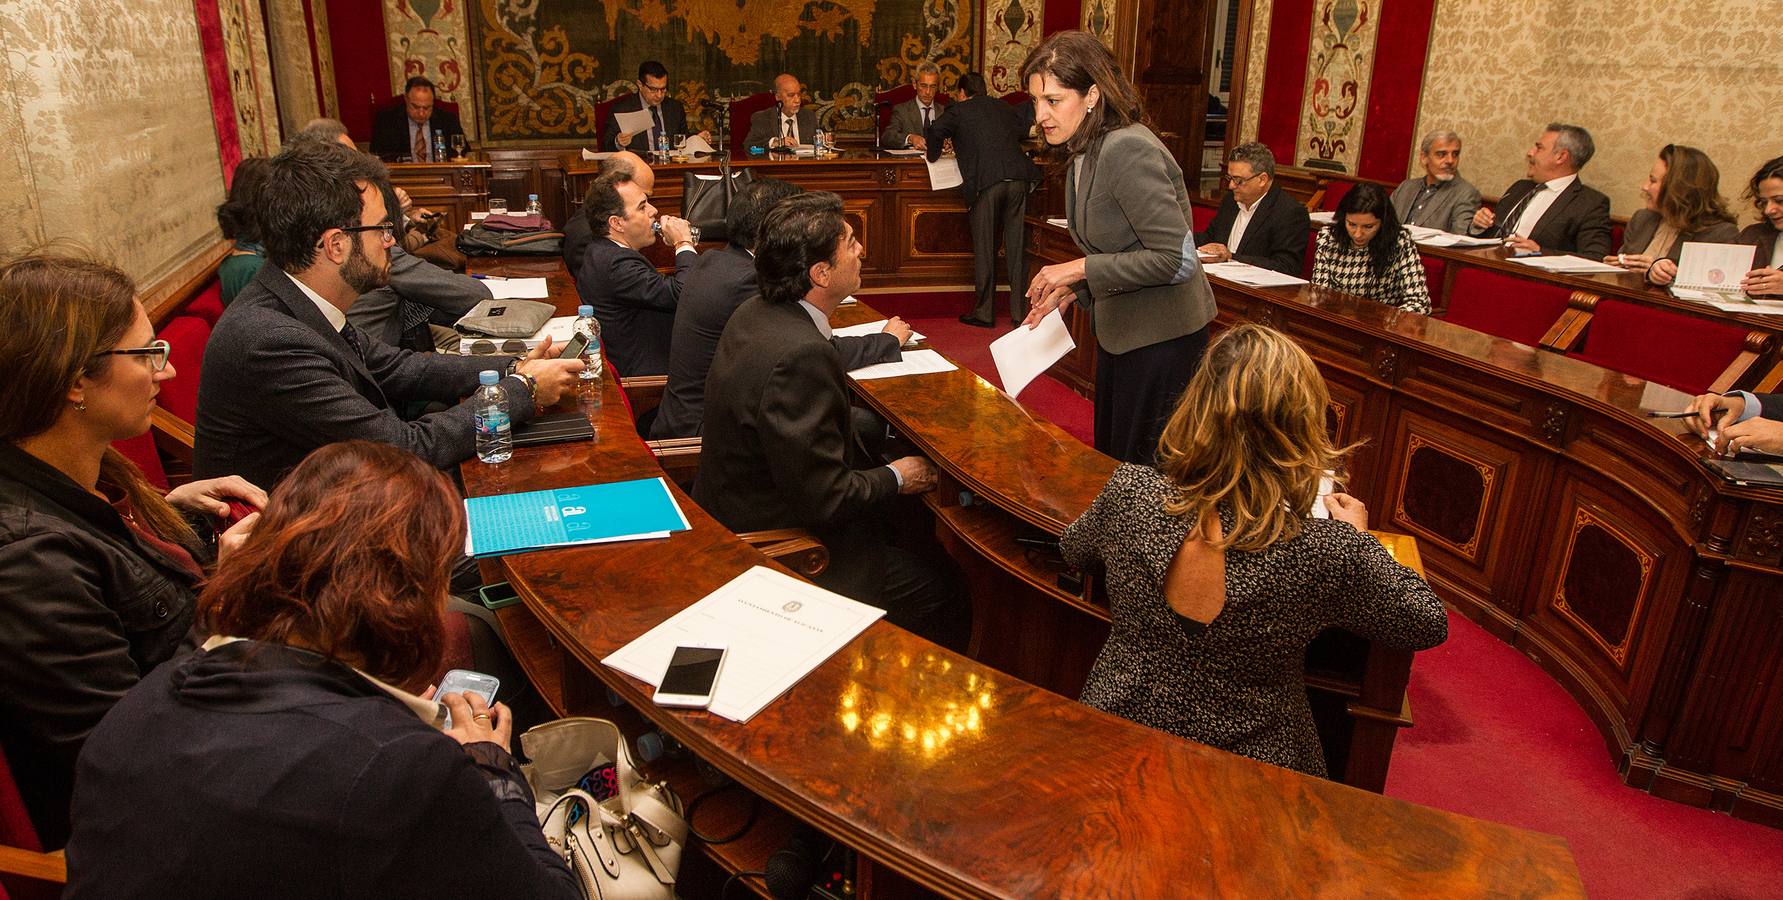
[436, 668, 500, 728]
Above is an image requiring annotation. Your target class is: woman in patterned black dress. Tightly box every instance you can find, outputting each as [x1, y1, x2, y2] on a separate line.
[1060, 324, 1448, 777]
[1311, 182, 1432, 314]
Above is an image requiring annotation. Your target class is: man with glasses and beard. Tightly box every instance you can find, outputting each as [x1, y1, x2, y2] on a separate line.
[194, 140, 583, 489]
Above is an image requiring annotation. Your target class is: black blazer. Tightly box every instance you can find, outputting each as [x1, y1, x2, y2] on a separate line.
[563, 212, 594, 281]
[369, 105, 465, 160]
[744, 107, 818, 150]
[651, 245, 900, 439]
[194, 265, 532, 489]
[1204, 184, 1312, 277]
[924, 95, 1039, 206]
[576, 238, 696, 377]
[1473, 177, 1613, 259]
[602, 94, 691, 153]
[65, 641, 579, 899]
[1754, 392, 1783, 420]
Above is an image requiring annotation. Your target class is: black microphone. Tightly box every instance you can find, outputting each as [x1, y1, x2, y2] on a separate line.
[763, 828, 828, 899]
[698, 98, 726, 109]
[873, 99, 894, 108]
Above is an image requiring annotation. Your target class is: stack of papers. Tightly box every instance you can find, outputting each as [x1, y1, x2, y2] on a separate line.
[831, 319, 926, 346]
[580, 148, 615, 161]
[1506, 255, 1625, 274]
[1046, 217, 1068, 228]
[848, 349, 957, 381]
[1671, 290, 1783, 314]
[880, 147, 925, 157]
[477, 276, 550, 300]
[1203, 261, 1310, 287]
[464, 478, 690, 557]
[989, 308, 1075, 396]
[603, 566, 885, 722]
[1406, 225, 1499, 248]
[458, 315, 576, 355]
[926, 156, 962, 190]
[1309, 210, 1336, 225]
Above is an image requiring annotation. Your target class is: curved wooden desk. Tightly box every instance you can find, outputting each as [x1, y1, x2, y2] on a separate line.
[461, 258, 1582, 896]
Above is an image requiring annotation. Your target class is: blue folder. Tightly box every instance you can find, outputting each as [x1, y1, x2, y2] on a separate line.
[464, 477, 690, 557]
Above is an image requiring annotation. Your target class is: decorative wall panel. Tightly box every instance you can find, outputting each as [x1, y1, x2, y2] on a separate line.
[470, 0, 978, 143]
[384, 0, 475, 138]
[1237, 0, 1272, 144]
[982, 0, 1043, 96]
[265, 0, 321, 134]
[1293, 0, 1379, 173]
[217, 0, 280, 156]
[1080, 0, 1117, 50]
[307, 0, 339, 120]
[0, 0, 226, 284]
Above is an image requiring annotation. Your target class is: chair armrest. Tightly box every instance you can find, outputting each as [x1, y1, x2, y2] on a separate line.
[0, 845, 66, 885]
[149, 406, 195, 485]
[739, 528, 829, 577]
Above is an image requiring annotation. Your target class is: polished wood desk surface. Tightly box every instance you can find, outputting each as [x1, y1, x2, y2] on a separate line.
[563, 147, 944, 176]
[461, 256, 1584, 897]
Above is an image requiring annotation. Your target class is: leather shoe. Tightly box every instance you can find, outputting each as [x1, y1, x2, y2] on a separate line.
[958, 315, 994, 328]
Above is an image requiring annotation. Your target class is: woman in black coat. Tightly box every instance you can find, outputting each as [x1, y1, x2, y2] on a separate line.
[64, 441, 579, 899]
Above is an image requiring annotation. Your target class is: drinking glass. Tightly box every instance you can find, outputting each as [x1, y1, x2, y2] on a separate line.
[488, 197, 508, 215]
[450, 134, 467, 160]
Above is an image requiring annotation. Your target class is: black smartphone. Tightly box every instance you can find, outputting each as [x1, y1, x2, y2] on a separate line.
[477, 581, 521, 610]
[557, 332, 590, 360]
[654, 645, 727, 708]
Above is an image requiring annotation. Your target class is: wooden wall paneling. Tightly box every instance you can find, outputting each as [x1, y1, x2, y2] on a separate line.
[896, 194, 975, 277]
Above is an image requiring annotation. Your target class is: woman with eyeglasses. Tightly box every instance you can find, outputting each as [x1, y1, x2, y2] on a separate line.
[0, 251, 264, 848]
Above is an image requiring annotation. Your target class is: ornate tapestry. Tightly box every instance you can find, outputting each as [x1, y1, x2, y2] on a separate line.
[217, 0, 280, 157]
[385, 0, 477, 139]
[1294, 0, 1379, 173]
[265, 0, 321, 134]
[981, 0, 1041, 96]
[1079, 0, 1115, 52]
[1237, 0, 1273, 144]
[471, 0, 978, 143]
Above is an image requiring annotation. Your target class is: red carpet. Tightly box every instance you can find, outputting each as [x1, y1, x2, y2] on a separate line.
[885, 290, 1783, 898]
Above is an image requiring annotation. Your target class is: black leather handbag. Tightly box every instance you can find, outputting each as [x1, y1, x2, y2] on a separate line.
[680, 169, 753, 244]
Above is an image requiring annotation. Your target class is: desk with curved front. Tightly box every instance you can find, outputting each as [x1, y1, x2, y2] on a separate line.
[460, 258, 1582, 897]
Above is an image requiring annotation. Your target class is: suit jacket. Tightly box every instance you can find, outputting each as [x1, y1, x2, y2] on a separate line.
[745, 107, 818, 150]
[369, 105, 465, 160]
[194, 265, 532, 488]
[882, 97, 941, 149]
[346, 245, 492, 348]
[1203, 183, 1312, 277]
[1619, 208, 1740, 261]
[924, 95, 1039, 207]
[1389, 175, 1482, 234]
[562, 213, 594, 282]
[1737, 222, 1782, 297]
[1757, 392, 1783, 421]
[576, 238, 696, 377]
[601, 94, 690, 153]
[650, 245, 901, 439]
[1066, 125, 1217, 355]
[1472, 177, 1613, 259]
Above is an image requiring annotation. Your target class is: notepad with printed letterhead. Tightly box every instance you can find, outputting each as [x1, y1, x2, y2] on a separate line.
[464, 477, 689, 557]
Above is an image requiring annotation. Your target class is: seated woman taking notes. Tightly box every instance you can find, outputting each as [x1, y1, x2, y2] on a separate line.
[1609, 144, 1738, 286]
[1060, 325, 1448, 777]
[1310, 182, 1431, 314]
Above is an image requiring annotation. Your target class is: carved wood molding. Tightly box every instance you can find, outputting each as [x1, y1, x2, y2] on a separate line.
[1393, 433, 1496, 560]
[1742, 510, 1783, 563]
[1373, 346, 1398, 382]
[1538, 401, 1570, 445]
[1552, 505, 1655, 668]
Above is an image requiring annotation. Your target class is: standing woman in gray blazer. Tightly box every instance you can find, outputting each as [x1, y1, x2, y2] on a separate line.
[1019, 31, 1217, 464]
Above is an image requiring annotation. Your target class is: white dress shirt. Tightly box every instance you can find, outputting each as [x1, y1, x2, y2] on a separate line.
[908, 103, 935, 146]
[1507, 173, 1577, 238]
[1227, 196, 1262, 254]
[778, 113, 800, 146]
[285, 270, 346, 332]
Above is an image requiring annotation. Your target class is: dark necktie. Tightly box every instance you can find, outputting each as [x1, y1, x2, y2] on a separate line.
[1499, 184, 1546, 237]
[339, 322, 367, 361]
[921, 105, 930, 129]
[651, 105, 664, 147]
[783, 117, 793, 143]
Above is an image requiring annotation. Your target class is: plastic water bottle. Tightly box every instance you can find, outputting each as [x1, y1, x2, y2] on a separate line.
[574, 305, 602, 382]
[814, 129, 827, 155]
[657, 132, 670, 161]
[525, 193, 542, 217]
[474, 370, 513, 464]
[432, 132, 446, 162]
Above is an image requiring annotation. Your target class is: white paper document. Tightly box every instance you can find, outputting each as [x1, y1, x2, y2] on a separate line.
[847, 349, 957, 381]
[482, 276, 550, 300]
[580, 148, 615, 161]
[1405, 225, 1499, 248]
[1046, 217, 1068, 228]
[989, 308, 1075, 397]
[612, 108, 655, 139]
[1637, 381, 1696, 416]
[602, 566, 885, 722]
[1507, 254, 1625, 274]
[1309, 473, 1337, 519]
[1674, 292, 1783, 314]
[925, 155, 963, 190]
[1203, 261, 1310, 287]
[457, 315, 576, 355]
[879, 147, 925, 156]
[680, 133, 717, 154]
[1674, 242, 1756, 294]
[1309, 210, 1336, 225]
[831, 319, 926, 346]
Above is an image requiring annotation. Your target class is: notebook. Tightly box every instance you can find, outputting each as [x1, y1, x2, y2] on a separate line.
[1669, 242, 1756, 304]
[464, 477, 689, 557]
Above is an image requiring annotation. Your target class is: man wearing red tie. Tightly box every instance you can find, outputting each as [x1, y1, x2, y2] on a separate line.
[369, 76, 464, 162]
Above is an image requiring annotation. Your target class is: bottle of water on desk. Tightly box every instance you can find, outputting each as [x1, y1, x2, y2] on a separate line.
[474, 370, 513, 464]
[574, 304, 602, 382]
[525, 193, 541, 217]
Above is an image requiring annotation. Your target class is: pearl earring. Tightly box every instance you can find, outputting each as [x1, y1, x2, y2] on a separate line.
[75, 402, 86, 411]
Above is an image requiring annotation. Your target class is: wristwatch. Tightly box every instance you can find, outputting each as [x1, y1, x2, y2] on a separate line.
[503, 361, 539, 412]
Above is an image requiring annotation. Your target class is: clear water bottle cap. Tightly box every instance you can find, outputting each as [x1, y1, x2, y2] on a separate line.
[578, 305, 593, 317]
[479, 370, 500, 385]
[528, 193, 539, 200]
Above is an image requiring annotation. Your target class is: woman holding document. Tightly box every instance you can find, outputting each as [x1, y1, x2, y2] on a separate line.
[1018, 31, 1216, 465]
[1606, 144, 1738, 286]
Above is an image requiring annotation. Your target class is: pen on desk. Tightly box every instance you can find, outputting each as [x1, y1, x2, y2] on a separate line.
[1645, 410, 1697, 418]
[469, 274, 508, 280]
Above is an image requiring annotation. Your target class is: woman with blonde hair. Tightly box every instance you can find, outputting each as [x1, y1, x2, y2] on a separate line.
[1060, 324, 1447, 776]
[1609, 144, 1738, 285]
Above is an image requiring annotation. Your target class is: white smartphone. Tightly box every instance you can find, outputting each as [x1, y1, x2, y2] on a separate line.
[653, 645, 727, 709]
[436, 668, 500, 729]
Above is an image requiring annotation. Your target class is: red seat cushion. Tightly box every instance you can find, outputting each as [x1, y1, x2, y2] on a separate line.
[728, 92, 778, 156]
[111, 432, 169, 491]
[1421, 254, 1446, 303]
[1570, 298, 1747, 394]
[1321, 178, 1357, 211]
[184, 281, 224, 326]
[1438, 267, 1570, 347]
[155, 315, 211, 425]
[1191, 201, 1216, 236]
[1303, 230, 1320, 279]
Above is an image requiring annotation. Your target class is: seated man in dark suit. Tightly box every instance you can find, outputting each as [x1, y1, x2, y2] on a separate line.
[1688, 390, 1783, 456]
[194, 141, 581, 488]
[744, 74, 819, 151]
[1199, 142, 1311, 277]
[601, 60, 710, 154]
[651, 179, 910, 439]
[881, 63, 942, 150]
[564, 151, 653, 282]
[574, 170, 697, 377]
[694, 192, 971, 649]
[369, 76, 464, 162]
[1468, 123, 1613, 259]
[925, 71, 1040, 326]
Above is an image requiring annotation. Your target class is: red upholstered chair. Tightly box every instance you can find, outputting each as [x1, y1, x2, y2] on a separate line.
[0, 749, 63, 899]
[1319, 178, 1358, 212]
[594, 93, 627, 150]
[1001, 90, 1031, 107]
[1420, 255, 1447, 309]
[1191, 201, 1216, 235]
[875, 83, 916, 133]
[728, 92, 777, 156]
[155, 316, 211, 426]
[184, 281, 224, 326]
[112, 432, 169, 491]
[1569, 298, 1751, 394]
[1437, 267, 1572, 347]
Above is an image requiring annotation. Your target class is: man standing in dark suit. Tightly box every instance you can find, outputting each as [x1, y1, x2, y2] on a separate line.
[574, 169, 698, 376]
[369, 77, 465, 162]
[601, 61, 710, 154]
[1469, 123, 1613, 259]
[926, 72, 1041, 327]
[694, 192, 970, 649]
[194, 141, 581, 488]
[882, 63, 943, 150]
[744, 74, 818, 151]
[1199, 142, 1311, 277]
[651, 179, 910, 439]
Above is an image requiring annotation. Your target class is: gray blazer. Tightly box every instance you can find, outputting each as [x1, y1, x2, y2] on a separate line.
[1389, 175, 1482, 234]
[1066, 124, 1216, 355]
[346, 246, 491, 348]
[882, 98, 940, 149]
[1619, 208, 1740, 262]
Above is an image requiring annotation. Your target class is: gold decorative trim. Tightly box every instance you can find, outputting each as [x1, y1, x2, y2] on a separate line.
[1392, 432, 1495, 559]
[1552, 505, 1654, 667]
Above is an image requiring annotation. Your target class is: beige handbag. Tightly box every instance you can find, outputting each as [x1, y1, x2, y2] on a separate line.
[523, 718, 687, 900]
